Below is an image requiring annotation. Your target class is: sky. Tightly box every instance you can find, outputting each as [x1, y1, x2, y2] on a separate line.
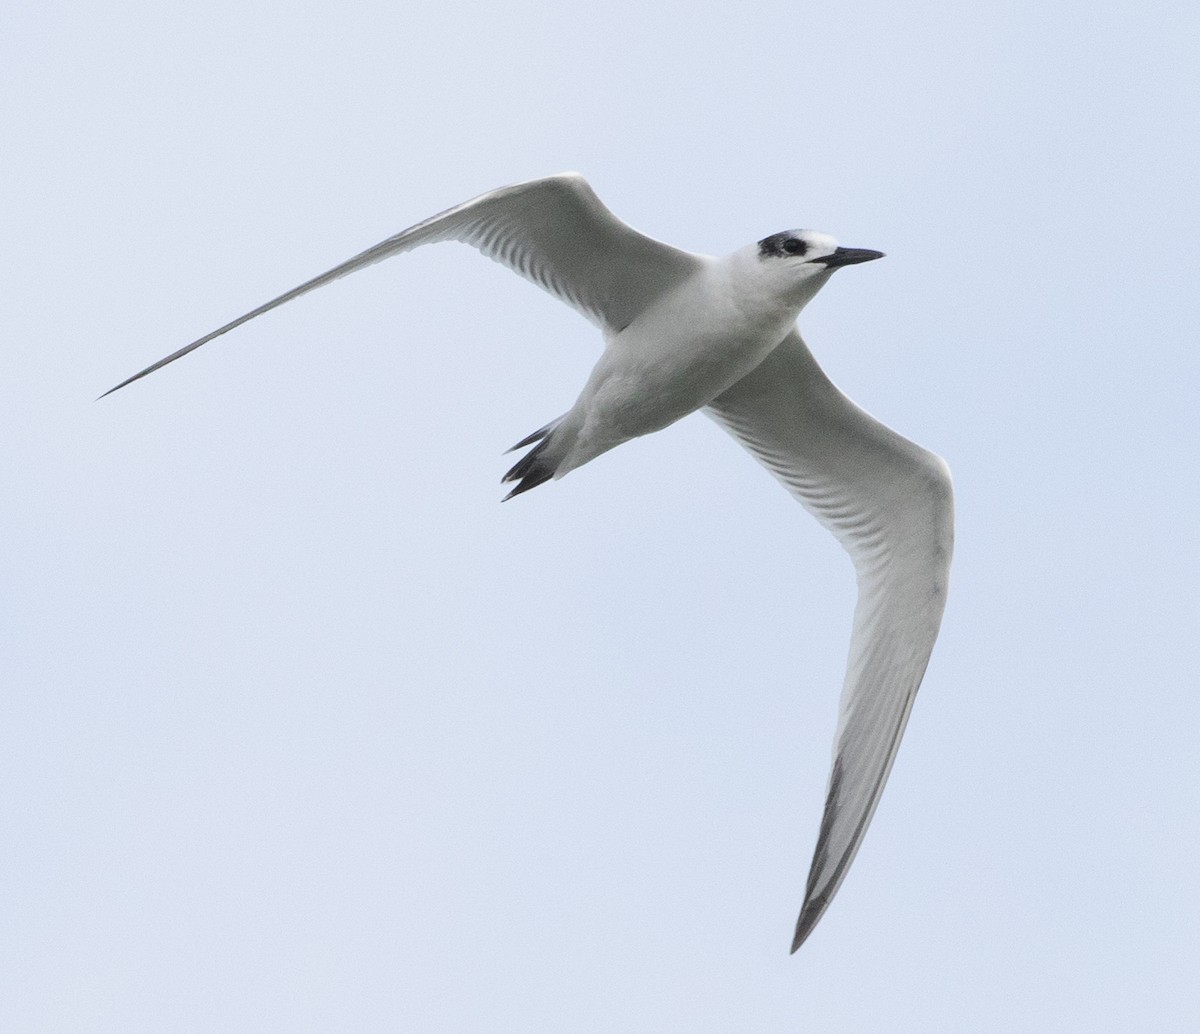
[3, 1, 1199, 1030]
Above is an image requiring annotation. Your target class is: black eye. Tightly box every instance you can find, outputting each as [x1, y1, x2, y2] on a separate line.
[783, 238, 807, 256]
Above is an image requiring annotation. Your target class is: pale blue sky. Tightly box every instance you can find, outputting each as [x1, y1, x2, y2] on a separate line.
[4, 1, 1198, 1030]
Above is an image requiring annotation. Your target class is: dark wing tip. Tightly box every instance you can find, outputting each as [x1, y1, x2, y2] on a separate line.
[97, 330, 223, 400]
[790, 893, 833, 953]
[97, 365, 155, 400]
[788, 756, 847, 954]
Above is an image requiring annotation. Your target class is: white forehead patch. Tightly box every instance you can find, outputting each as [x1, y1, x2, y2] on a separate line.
[757, 229, 840, 260]
[795, 230, 839, 256]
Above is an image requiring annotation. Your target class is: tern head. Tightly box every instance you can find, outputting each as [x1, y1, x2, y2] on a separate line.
[747, 229, 884, 309]
[757, 229, 885, 274]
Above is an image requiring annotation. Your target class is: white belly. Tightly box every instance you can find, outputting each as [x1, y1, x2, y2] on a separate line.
[562, 262, 801, 468]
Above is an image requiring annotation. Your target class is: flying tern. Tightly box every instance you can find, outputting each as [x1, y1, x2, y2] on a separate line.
[104, 172, 954, 951]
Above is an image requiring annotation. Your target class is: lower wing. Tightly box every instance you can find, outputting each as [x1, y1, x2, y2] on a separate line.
[706, 329, 954, 951]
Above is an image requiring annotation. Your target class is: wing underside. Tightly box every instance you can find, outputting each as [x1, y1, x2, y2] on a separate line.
[706, 329, 953, 951]
[104, 172, 702, 395]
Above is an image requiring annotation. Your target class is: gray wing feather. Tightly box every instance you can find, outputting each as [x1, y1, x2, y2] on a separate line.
[706, 329, 953, 951]
[103, 172, 701, 395]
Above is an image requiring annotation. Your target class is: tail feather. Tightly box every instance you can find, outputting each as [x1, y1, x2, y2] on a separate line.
[502, 416, 567, 500]
[505, 417, 562, 454]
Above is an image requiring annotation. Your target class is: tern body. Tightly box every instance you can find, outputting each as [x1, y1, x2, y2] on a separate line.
[106, 173, 953, 952]
[535, 245, 832, 483]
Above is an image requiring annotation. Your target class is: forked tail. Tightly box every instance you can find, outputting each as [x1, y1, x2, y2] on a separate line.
[502, 416, 567, 500]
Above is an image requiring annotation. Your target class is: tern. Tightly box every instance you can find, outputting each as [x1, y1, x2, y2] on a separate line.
[104, 172, 953, 951]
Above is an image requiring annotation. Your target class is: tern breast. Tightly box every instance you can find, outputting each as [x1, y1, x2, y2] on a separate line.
[568, 255, 807, 461]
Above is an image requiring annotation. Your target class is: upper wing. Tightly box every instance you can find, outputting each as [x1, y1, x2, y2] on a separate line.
[102, 172, 703, 395]
[705, 329, 953, 952]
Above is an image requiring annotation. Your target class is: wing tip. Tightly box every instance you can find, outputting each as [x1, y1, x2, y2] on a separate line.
[97, 368, 151, 400]
[790, 890, 833, 954]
